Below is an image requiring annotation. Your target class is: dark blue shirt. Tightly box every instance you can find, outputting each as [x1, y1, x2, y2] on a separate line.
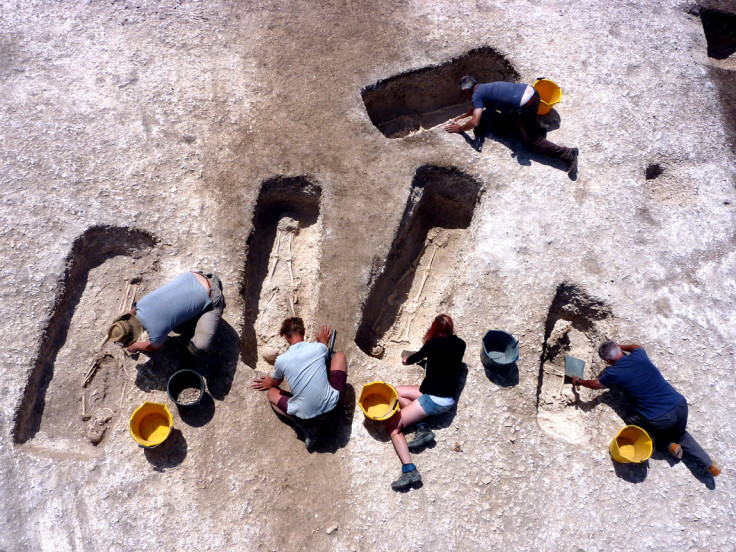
[471, 82, 529, 113]
[598, 348, 684, 420]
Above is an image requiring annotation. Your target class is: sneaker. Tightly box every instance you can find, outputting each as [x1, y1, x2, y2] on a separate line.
[667, 442, 683, 460]
[567, 148, 579, 176]
[303, 426, 319, 451]
[473, 136, 484, 152]
[707, 462, 721, 477]
[408, 428, 435, 452]
[295, 419, 320, 451]
[391, 468, 422, 491]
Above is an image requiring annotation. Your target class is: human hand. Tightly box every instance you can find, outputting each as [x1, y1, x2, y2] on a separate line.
[444, 123, 461, 133]
[252, 375, 273, 391]
[316, 325, 331, 345]
[572, 376, 580, 387]
[401, 354, 409, 365]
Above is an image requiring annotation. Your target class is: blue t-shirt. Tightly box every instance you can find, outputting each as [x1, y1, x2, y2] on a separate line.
[273, 341, 339, 419]
[135, 272, 211, 347]
[598, 348, 684, 420]
[472, 82, 529, 113]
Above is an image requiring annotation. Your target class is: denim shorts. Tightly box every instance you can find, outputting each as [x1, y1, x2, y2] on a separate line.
[417, 394, 454, 416]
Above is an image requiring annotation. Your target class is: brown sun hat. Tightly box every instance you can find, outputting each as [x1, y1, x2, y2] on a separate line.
[107, 313, 144, 347]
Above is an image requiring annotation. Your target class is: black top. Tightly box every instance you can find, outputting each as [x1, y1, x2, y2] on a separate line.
[406, 335, 466, 398]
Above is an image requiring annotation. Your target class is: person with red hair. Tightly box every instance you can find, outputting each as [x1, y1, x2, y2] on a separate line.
[386, 314, 466, 491]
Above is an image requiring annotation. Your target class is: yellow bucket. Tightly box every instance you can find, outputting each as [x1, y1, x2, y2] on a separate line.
[129, 402, 173, 448]
[358, 381, 400, 421]
[609, 425, 653, 463]
[533, 78, 562, 115]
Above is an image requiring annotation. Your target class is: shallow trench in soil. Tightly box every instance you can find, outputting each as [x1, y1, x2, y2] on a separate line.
[13, 226, 159, 450]
[240, 176, 323, 372]
[355, 165, 482, 362]
[362, 46, 519, 138]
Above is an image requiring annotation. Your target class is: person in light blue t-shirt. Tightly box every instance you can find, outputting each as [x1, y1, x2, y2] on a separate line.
[107, 271, 225, 357]
[252, 317, 348, 450]
[573, 341, 720, 477]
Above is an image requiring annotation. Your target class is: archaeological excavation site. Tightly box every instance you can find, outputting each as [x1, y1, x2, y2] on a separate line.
[1, 1, 735, 551]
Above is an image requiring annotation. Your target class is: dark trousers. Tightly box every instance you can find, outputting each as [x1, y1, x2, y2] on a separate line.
[517, 92, 575, 162]
[631, 401, 713, 469]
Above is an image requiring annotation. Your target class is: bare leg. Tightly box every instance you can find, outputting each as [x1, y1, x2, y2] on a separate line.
[395, 385, 421, 409]
[266, 387, 294, 420]
[328, 352, 348, 375]
[387, 400, 428, 465]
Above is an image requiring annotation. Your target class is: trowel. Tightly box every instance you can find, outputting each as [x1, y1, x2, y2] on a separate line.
[564, 355, 585, 379]
[326, 329, 337, 368]
[558, 355, 585, 396]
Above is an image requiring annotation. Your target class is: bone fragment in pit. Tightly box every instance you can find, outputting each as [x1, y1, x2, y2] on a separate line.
[370, 344, 385, 357]
[257, 287, 279, 334]
[82, 355, 105, 388]
[117, 349, 130, 378]
[118, 282, 130, 313]
[427, 227, 450, 248]
[277, 216, 299, 233]
[81, 391, 89, 420]
[287, 234, 294, 286]
[261, 346, 280, 363]
[129, 284, 138, 310]
[412, 244, 439, 303]
[119, 381, 127, 408]
[266, 230, 282, 285]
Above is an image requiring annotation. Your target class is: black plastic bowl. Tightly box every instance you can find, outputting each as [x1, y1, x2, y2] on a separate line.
[481, 330, 519, 368]
[167, 369, 205, 407]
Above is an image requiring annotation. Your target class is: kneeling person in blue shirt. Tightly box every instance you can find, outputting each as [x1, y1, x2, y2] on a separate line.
[252, 317, 348, 450]
[445, 76, 579, 176]
[108, 271, 225, 356]
[573, 341, 720, 477]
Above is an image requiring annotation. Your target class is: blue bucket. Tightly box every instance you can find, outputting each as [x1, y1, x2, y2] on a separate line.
[481, 330, 519, 368]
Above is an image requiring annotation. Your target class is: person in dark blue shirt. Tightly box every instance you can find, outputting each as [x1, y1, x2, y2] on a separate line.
[573, 341, 720, 476]
[445, 76, 579, 177]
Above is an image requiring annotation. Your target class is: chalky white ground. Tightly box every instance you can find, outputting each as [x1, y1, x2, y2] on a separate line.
[1, 1, 735, 551]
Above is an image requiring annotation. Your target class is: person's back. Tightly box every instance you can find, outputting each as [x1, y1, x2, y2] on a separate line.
[599, 348, 684, 419]
[274, 341, 339, 419]
[413, 335, 466, 399]
[472, 82, 530, 113]
[136, 272, 211, 347]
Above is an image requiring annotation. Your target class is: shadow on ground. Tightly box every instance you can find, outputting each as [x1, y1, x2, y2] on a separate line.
[314, 383, 356, 453]
[611, 457, 649, 483]
[176, 392, 216, 427]
[134, 319, 240, 407]
[575, 390, 716, 487]
[484, 361, 519, 387]
[270, 383, 356, 453]
[144, 428, 187, 471]
[460, 109, 574, 178]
